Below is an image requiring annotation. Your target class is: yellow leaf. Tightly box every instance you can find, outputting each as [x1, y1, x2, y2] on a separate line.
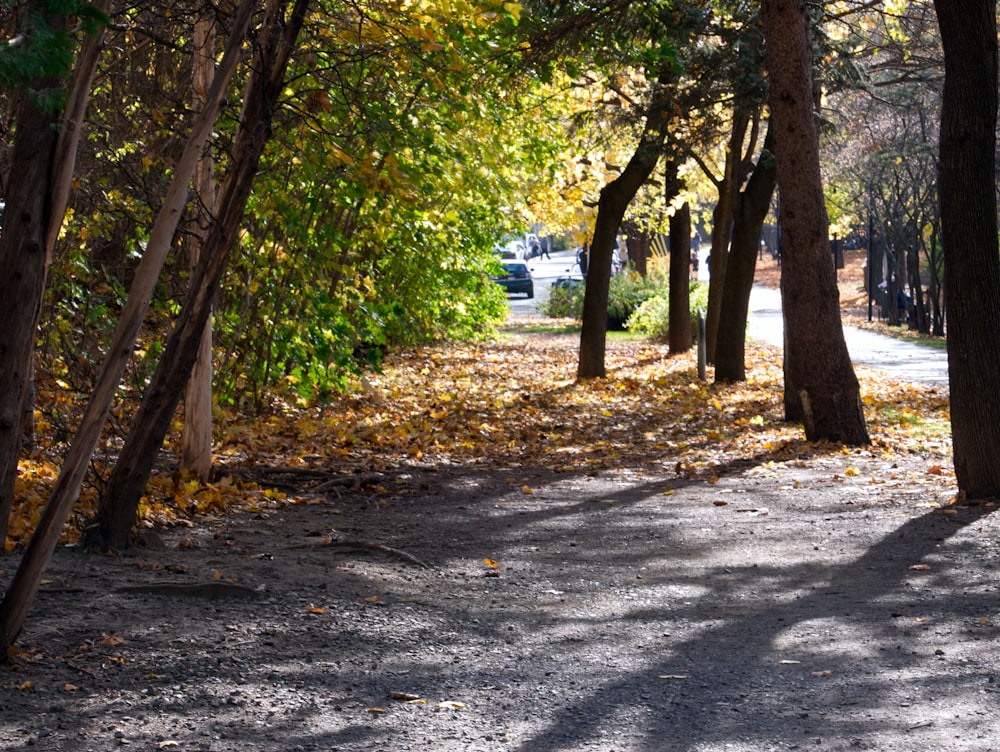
[307, 604, 328, 614]
[18, 680, 32, 690]
[522, 485, 534, 494]
[436, 700, 467, 709]
[844, 467, 860, 476]
[366, 707, 387, 713]
[363, 595, 381, 604]
[212, 569, 223, 580]
[484, 558, 499, 568]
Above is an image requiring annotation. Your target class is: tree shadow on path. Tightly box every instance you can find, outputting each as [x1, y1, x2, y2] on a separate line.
[511, 501, 1000, 751]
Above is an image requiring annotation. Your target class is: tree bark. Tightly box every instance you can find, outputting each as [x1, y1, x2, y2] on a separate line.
[933, 0, 1000, 499]
[0, 0, 256, 650]
[714, 127, 777, 382]
[762, 0, 868, 444]
[0, 3, 107, 548]
[91, 0, 310, 551]
[577, 142, 663, 378]
[703, 108, 752, 362]
[668, 203, 693, 354]
[181, 13, 218, 483]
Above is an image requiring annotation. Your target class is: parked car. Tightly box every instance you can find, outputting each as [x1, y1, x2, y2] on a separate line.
[551, 275, 585, 292]
[493, 260, 534, 298]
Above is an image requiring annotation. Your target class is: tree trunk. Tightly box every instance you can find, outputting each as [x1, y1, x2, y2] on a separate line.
[714, 127, 777, 382]
[0, 0, 256, 650]
[181, 13, 218, 483]
[0, 2, 107, 548]
[668, 203, 693, 354]
[92, 0, 310, 551]
[704, 108, 752, 362]
[762, 0, 868, 445]
[933, 0, 1000, 499]
[578, 116, 670, 377]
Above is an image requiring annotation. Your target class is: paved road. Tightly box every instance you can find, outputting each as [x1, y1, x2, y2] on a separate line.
[748, 285, 949, 385]
[502, 255, 949, 386]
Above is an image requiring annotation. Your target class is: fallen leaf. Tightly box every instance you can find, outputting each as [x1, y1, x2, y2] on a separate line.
[712, 500, 728, 507]
[927, 464, 943, 475]
[779, 660, 801, 665]
[522, 485, 534, 494]
[388, 691, 423, 701]
[908, 564, 931, 571]
[365, 707, 387, 713]
[158, 742, 181, 749]
[62, 683, 79, 692]
[363, 595, 381, 604]
[306, 604, 328, 614]
[811, 671, 832, 677]
[658, 674, 689, 680]
[436, 700, 467, 709]
[18, 680, 31, 690]
[483, 558, 499, 568]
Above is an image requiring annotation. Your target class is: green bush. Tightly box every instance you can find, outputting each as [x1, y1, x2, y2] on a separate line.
[625, 281, 708, 339]
[541, 281, 586, 318]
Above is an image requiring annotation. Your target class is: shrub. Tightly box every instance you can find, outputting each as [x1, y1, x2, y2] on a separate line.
[625, 281, 709, 340]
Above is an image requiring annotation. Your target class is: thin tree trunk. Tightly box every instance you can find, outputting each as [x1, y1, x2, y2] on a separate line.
[668, 203, 693, 354]
[91, 0, 310, 551]
[181, 13, 218, 483]
[762, 0, 868, 445]
[714, 127, 777, 382]
[0, 0, 255, 650]
[704, 108, 752, 363]
[933, 0, 1000, 499]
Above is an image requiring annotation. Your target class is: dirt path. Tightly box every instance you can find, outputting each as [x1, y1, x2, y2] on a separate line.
[2, 445, 998, 751]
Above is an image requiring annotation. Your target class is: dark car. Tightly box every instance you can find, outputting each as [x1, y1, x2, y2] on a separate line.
[493, 260, 534, 298]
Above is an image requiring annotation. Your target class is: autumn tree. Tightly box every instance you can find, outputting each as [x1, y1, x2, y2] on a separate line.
[933, 0, 1000, 499]
[762, 0, 868, 444]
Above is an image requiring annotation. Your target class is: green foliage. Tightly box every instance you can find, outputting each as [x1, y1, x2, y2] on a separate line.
[625, 280, 708, 339]
[541, 280, 585, 318]
[606, 269, 659, 323]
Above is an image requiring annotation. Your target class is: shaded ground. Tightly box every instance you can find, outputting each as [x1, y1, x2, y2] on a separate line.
[3, 432, 999, 751]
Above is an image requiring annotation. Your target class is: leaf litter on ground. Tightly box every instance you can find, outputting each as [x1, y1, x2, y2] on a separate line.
[6, 332, 956, 550]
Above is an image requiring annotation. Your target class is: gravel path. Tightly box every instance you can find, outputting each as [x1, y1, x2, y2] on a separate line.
[3, 448, 998, 752]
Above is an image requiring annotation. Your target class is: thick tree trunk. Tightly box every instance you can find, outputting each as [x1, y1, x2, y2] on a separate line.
[92, 0, 309, 550]
[714, 128, 777, 382]
[0, 0, 256, 650]
[578, 129, 668, 377]
[0, 3, 106, 547]
[0, 86, 61, 550]
[933, 0, 1000, 499]
[762, 0, 868, 445]
[668, 203, 693, 354]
